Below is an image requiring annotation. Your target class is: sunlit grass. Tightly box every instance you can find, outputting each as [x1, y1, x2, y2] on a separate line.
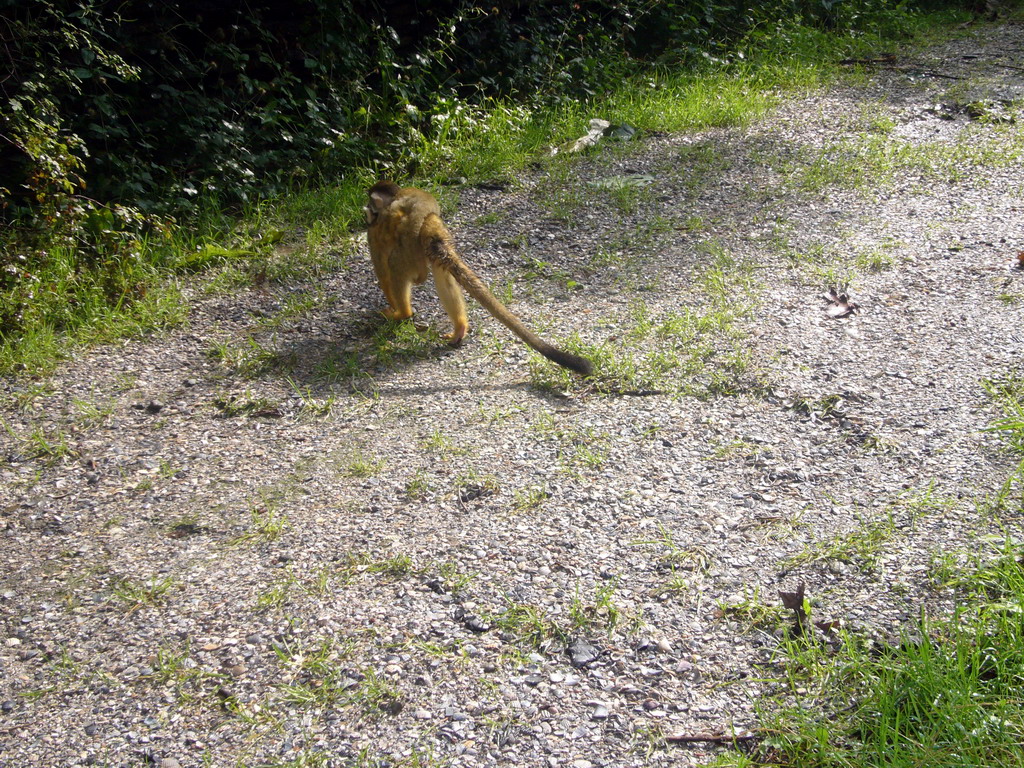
[717, 368, 1024, 767]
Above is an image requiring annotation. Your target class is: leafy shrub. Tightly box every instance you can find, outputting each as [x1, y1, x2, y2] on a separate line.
[2, 0, 945, 222]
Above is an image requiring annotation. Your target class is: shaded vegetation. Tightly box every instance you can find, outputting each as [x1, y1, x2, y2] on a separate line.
[1, 0, 950, 213]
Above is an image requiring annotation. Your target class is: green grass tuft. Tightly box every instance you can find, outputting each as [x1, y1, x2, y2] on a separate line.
[727, 367, 1024, 767]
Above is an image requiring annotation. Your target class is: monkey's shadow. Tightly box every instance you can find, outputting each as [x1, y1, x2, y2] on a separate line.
[271, 309, 557, 400]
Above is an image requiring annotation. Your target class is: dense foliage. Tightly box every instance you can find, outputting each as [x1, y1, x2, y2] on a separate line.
[1, 0, 945, 218]
[0, 0, 978, 370]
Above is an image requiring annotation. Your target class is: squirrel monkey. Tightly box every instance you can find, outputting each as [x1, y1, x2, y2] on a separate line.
[363, 181, 593, 376]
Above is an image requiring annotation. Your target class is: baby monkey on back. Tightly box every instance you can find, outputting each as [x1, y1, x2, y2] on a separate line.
[363, 181, 593, 376]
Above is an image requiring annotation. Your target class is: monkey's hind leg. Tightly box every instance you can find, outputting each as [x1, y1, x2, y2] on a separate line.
[383, 275, 415, 322]
[431, 263, 468, 344]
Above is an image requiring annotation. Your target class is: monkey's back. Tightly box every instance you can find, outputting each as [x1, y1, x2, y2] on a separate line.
[390, 187, 442, 285]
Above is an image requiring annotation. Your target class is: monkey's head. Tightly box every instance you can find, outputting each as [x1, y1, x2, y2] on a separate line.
[364, 180, 401, 226]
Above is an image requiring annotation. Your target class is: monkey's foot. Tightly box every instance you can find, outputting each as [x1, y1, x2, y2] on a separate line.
[382, 308, 414, 322]
[445, 324, 468, 345]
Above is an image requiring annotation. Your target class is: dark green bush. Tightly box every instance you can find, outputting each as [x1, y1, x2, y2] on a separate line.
[2, 0, 958, 224]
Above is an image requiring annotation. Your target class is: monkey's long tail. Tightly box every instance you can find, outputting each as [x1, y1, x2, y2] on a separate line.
[422, 218, 593, 376]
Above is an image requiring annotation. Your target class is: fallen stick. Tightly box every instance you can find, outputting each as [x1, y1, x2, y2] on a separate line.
[666, 731, 760, 745]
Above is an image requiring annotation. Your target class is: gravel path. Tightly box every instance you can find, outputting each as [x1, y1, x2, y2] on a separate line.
[2, 21, 1023, 768]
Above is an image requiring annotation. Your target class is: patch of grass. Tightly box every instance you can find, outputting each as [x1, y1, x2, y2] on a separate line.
[588, 175, 657, 214]
[419, 99, 551, 184]
[337, 551, 418, 582]
[4, 381, 55, 412]
[274, 181, 369, 245]
[857, 431, 902, 455]
[255, 291, 326, 329]
[371, 319, 442, 366]
[853, 243, 898, 273]
[535, 158, 588, 222]
[588, 246, 629, 269]
[490, 277, 518, 306]
[151, 641, 225, 700]
[343, 448, 386, 478]
[474, 210, 507, 226]
[0, 234, 189, 376]
[529, 246, 756, 396]
[314, 349, 366, 383]
[781, 242, 856, 289]
[997, 292, 1023, 306]
[706, 438, 762, 461]
[159, 459, 182, 479]
[786, 121, 1024, 194]
[860, 102, 898, 135]
[557, 426, 610, 477]
[279, 663, 401, 716]
[72, 394, 116, 427]
[985, 371, 1024, 453]
[981, 370, 1024, 516]
[897, 479, 957, 521]
[604, 68, 776, 135]
[487, 600, 565, 650]
[717, 587, 788, 632]
[21, 424, 77, 463]
[232, 504, 289, 545]
[454, 469, 499, 504]
[675, 140, 732, 193]
[980, 461, 1024, 519]
[748, 541, 1024, 768]
[287, 380, 337, 416]
[626, 298, 655, 340]
[421, 428, 469, 459]
[212, 391, 282, 417]
[435, 561, 476, 596]
[405, 469, 431, 500]
[784, 511, 896, 573]
[524, 412, 610, 476]
[112, 372, 138, 391]
[790, 393, 846, 420]
[256, 572, 297, 610]
[569, 580, 625, 634]
[521, 256, 580, 293]
[364, 553, 415, 578]
[301, 565, 335, 597]
[511, 484, 549, 513]
[111, 574, 177, 609]
[208, 336, 295, 378]
[632, 524, 714, 574]
[17, 686, 59, 702]
[272, 637, 401, 715]
[491, 585, 638, 653]
[173, 244, 256, 274]
[263, 240, 354, 285]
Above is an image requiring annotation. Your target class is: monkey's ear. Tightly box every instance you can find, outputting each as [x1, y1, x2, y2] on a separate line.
[369, 191, 391, 213]
[368, 180, 401, 212]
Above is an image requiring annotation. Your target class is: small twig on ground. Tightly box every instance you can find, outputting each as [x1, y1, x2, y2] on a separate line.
[666, 731, 761, 745]
[837, 56, 964, 80]
[838, 55, 898, 65]
[904, 69, 963, 80]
